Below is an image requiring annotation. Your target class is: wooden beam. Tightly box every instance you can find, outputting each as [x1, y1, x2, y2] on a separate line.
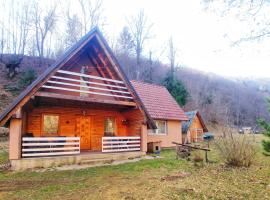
[12, 107, 22, 119]
[172, 142, 210, 151]
[88, 46, 123, 101]
[35, 92, 137, 106]
[91, 45, 117, 79]
[87, 50, 122, 99]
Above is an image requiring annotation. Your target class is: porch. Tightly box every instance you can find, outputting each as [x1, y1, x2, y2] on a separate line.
[21, 136, 141, 158]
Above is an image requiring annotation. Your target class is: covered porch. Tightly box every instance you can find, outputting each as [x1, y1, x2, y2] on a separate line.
[9, 95, 148, 165]
[21, 136, 142, 158]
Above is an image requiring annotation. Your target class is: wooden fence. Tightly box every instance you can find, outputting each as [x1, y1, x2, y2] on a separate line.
[22, 137, 80, 158]
[102, 136, 141, 153]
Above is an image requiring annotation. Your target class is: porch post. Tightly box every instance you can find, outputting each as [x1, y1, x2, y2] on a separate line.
[9, 118, 22, 160]
[141, 124, 147, 152]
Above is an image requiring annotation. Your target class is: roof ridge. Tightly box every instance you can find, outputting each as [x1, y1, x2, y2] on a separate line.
[131, 80, 165, 88]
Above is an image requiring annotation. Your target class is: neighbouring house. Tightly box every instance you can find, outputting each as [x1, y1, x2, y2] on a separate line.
[0, 27, 187, 170]
[131, 81, 188, 149]
[182, 110, 208, 143]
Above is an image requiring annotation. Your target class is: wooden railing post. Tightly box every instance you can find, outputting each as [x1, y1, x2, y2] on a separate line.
[141, 125, 147, 152]
[9, 118, 22, 160]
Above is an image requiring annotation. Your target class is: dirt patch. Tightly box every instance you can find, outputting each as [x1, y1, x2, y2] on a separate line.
[161, 171, 191, 181]
[0, 178, 81, 192]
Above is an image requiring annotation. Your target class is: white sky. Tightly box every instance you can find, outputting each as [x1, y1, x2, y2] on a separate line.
[101, 0, 270, 78]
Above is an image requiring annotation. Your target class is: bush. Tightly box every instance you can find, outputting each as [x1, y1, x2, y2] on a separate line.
[18, 68, 37, 88]
[215, 129, 257, 167]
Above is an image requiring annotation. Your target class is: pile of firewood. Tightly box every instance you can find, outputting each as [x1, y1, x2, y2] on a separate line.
[176, 145, 191, 159]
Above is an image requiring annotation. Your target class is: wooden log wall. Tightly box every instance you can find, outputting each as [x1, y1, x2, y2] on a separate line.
[26, 106, 143, 150]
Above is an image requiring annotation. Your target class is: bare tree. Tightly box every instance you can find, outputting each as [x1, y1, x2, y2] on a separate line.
[32, 1, 57, 64]
[168, 36, 178, 79]
[203, 0, 270, 44]
[0, 0, 32, 56]
[78, 0, 105, 35]
[65, 11, 82, 47]
[115, 26, 134, 78]
[17, 2, 31, 55]
[127, 9, 153, 80]
[117, 26, 134, 56]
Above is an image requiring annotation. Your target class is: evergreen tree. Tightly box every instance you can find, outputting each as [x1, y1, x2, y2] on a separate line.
[163, 73, 189, 106]
[258, 98, 270, 155]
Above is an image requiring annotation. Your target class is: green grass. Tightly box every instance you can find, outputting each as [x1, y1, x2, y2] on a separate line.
[0, 150, 8, 165]
[0, 135, 270, 200]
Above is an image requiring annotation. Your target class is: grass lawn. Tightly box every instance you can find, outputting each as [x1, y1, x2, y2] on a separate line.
[0, 135, 270, 200]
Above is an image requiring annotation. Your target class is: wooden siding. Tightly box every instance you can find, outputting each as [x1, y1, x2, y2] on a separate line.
[122, 109, 144, 136]
[26, 106, 142, 150]
[147, 120, 182, 148]
[189, 115, 204, 142]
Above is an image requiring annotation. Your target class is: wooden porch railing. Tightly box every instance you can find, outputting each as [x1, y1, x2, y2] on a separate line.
[22, 137, 80, 158]
[102, 136, 141, 153]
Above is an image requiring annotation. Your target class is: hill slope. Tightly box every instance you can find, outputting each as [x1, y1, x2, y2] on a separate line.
[0, 54, 268, 127]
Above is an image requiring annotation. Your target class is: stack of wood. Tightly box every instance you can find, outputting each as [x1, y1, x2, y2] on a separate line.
[176, 145, 191, 159]
[173, 142, 211, 162]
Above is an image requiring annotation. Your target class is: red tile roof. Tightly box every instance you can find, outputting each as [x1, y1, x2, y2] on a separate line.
[131, 81, 188, 121]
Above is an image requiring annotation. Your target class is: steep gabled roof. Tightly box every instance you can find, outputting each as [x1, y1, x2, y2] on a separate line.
[131, 81, 188, 121]
[0, 27, 156, 128]
[182, 110, 208, 133]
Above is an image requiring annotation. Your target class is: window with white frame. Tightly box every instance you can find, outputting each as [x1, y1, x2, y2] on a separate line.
[148, 120, 167, 135]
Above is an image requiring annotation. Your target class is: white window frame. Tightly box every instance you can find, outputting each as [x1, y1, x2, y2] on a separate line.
[148, 120, 167, 135]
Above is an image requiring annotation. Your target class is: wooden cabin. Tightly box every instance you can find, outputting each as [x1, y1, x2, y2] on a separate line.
[0, 27, 187, 170]
[182, 110, 208, 143]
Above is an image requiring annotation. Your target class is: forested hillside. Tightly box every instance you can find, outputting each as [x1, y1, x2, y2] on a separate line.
[0, 53, 268, 128]
[0, 0, 269, 128]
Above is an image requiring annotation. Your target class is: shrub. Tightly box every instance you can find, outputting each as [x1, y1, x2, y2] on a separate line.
[215, 129, 257, 167]
[18, 68, 37, 88]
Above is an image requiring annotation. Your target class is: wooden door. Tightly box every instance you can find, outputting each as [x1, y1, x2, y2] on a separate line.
[76, 116, 91, 150]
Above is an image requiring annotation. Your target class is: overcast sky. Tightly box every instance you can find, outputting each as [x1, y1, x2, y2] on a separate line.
[100, 0, 270, 78]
